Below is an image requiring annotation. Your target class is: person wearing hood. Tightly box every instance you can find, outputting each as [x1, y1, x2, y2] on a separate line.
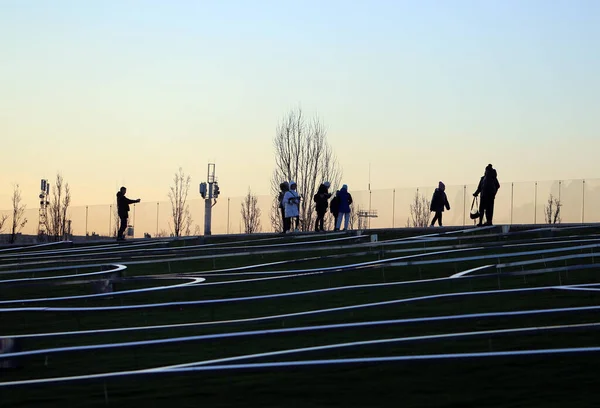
[282, 181, 301, 232]
[430, 181, 450, 227]
[278, 181, 290, 233]
[334, 184, 353, 231]
[116, 187, 140, 241]
[473, 164, 500, 226]
[313, 181, 332, 232]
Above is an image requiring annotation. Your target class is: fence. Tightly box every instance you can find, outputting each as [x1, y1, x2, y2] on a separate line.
[1, 179, 598, 240]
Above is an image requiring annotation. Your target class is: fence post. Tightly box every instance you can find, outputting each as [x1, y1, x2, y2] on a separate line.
[85, 206, 88, 237]
[463, 185, 466, 226]
[534, 182, 538, 224]
[132, 204, 136, 238]
[392, 189, 396, 228]
[109, 205, 112, 237]
[582, 179, 586, 223]
[227, 198, 230, 234]
[510, 183, 514, 225]
[156, 202, 159, 237]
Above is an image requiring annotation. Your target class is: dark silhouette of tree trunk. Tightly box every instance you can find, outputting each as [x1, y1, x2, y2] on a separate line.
[0, 214, 7, 237]
[46, 173, 71, 241]
[270, 108, 342, 232]
[168, 168, 191, 237]
[10, 184, 27, 244]
[241, 188, 262, 234]
[406, 190, 431, 228]
[545, 194, 562, 224]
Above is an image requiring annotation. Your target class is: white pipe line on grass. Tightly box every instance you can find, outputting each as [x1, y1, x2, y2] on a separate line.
[4, 301, 600, 341]
[156, 321, 600, 370]
[0, 283, 557, 313]
[3, 345, 600, 388]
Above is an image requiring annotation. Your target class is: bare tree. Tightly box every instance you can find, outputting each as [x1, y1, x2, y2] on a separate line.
[10, 184, 27, 244]
[270, 108, 342, 232]
[46, 173, 71, 241]
[168, 168, 191, 237]
[0, 214, 7, 236]
[241, 188, 262, 234]
[406, 190, 431, 228]
[545, 194, 562, 224]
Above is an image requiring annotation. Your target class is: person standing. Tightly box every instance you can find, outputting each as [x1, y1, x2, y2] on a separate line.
[334, 184, 353, 231]
[283, 181, 301, 232]
[430, 181, 450, 227]
[278, 181, 290, 233]
[473, 164, 500, 226]
[313, 181, 331, 232]
[116, 187, 140, 241]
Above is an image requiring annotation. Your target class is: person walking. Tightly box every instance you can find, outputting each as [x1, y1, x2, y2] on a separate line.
[334, 184, 353, 231]
[278, 181, 290, 233]
[282, 181, 301, 232]
[313, 181, 332, 232]
[473, 164, 500, 226]
[116, 187, 140, 241]
[430, 181, 450, 227]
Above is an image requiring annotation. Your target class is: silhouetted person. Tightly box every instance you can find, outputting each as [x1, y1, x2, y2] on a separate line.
[334, 184, 353, 231]
[278, 181, 290, 233]
[116, 187, 140, 241]
[430, 181, 450, 226]
[330, 192, 340, 229]
[473, 164, 500, 226]
[282, 181, 301, 232]
[314, 181, 331, 232]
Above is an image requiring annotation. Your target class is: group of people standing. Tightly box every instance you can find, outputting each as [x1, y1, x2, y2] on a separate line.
[278, 181, 353, 233]
[430, 164, 500, 227]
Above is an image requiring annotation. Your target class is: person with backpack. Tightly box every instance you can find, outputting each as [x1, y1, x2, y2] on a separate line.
[278, 181, 290, 233]
[313, 181, 332, 232]
[282, 181, 301, 232]
[334, 184, 353, 231]
[473, 164, 500, 226]
[430, 181, 450, 227]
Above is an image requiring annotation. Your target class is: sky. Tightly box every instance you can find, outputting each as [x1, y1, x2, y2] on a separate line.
[1, 0, 599, 210]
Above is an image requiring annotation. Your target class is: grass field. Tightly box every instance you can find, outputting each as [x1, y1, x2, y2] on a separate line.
[1, 225, 600, 407]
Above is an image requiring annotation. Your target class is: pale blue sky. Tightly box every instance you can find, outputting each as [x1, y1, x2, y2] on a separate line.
[1, 0, 599, 208]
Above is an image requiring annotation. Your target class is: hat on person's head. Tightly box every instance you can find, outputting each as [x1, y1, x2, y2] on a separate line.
[438, 181, 445, 190]
[324, 181, 331, 188]
[342, 184, 348, 190]
[289, 180, 296, 186]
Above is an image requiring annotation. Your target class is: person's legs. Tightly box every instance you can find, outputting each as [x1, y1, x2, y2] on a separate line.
[295, 216, 300, 231]
[280, 208, 286, 233]
[486, 199, 495, 225]
[343, 212, 350, 230]
[431, 212, 441, 226]
[478, 198, 486, 226]
[118, 216, 127, 240]
[438, 212, 443, 226]
[335, 214, 342, 230]
[284, 217, 291, 233]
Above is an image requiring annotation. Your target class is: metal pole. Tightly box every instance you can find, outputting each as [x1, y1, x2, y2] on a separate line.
[463, 185, 466, 226]
[510, 183, 514, 225]
[534, 182, 537, 224]
[368, 190, 372, 230]
[156, 202, 159, 236]
[558, 181, 562, 202]
[85, 206, 88, 236]
[227, 198, 230, 234]
[392, 189, 395, 228]
[582, 179, 586, 223]
[109, 205, 112, 237]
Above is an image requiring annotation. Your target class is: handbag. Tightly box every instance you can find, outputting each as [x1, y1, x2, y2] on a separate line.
[470, 197, 480, 220]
